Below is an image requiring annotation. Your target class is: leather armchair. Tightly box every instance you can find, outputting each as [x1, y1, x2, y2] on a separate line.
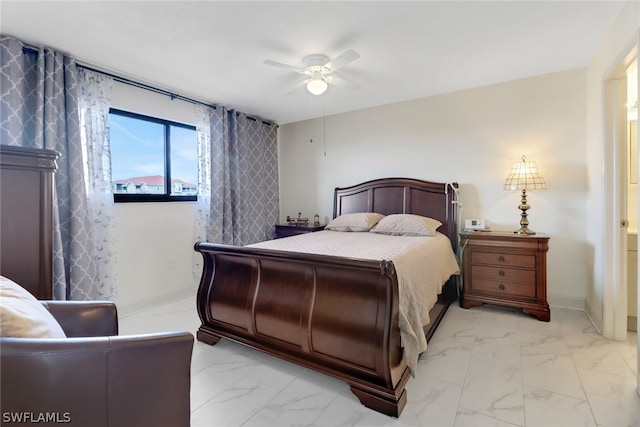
[1, 301, 194, 427]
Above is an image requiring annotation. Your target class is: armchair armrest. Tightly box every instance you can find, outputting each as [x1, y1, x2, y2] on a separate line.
[41, 301, 118, 337]
[1, 331, 194, 427]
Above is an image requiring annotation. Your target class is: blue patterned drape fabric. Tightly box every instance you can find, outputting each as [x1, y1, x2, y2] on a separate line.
[0, 35, 114, 300]
[194, 105, 279, 248]
[224, 111, 279, 245]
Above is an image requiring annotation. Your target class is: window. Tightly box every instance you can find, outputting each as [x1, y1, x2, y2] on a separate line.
[109, 109, 198, 202]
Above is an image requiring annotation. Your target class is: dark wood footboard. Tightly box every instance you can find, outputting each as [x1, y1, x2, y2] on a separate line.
[195, 242, 410, 416]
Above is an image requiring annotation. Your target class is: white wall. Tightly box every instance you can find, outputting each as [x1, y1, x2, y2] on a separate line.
[280, 69, 588, 308]
[110, 82, 199, 315]
[585, 0, 640, 331]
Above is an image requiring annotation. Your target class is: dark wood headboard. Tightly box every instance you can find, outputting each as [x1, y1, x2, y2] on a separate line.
[0, 145, 59, 299]
[333, 177, 459, 251]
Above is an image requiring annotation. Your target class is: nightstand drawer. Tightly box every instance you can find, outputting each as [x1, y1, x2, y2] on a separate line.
[471, 278, 536, 298]
[471, 252, 535, 268]
[471, 265, 536, 284]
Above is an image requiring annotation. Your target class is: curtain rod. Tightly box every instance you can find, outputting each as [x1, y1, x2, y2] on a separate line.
[76, 63, 218, 111]
[19, 43, 275, 126]
[20, 40, 216, 111]
[77, 63, 276, 127]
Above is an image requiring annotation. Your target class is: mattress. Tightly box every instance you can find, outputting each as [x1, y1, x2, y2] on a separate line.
[248, 230, 460, 375]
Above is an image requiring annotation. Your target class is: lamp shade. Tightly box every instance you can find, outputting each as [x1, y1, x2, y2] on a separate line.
[306, 78, 327, 95]
[503, 155, 546, 191]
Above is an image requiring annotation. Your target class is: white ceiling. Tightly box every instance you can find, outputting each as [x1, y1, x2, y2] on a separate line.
[1, 1, 625, 124]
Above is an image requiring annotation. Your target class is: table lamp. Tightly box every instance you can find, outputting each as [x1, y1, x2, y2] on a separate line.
[503, 155, 546, 235]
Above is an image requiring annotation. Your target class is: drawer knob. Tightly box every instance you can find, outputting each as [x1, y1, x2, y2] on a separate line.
[498, 270, 505, 277]
[499, 284, 505, 290]
[498, 256, 505, 262]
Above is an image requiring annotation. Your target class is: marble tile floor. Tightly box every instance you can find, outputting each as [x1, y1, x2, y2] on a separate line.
[119, 297, 640, 427]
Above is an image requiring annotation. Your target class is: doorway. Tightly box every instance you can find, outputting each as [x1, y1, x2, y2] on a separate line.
[603, 49, 634, 342]
[604, 45, 638, 395]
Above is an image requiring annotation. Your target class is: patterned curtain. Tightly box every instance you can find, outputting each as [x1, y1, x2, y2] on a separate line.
[209, 106, 233, 244]
[0, 35, 111, 300]
[193, 104, 214, 281]
[195, 105, 279, 248]
[222, 111, 279, 245]
[77, 68, 116, 300]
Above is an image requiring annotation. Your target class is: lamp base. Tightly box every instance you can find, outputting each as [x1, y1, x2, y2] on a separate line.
[514, 227, 536, 236]
[515, 189, 536, 236]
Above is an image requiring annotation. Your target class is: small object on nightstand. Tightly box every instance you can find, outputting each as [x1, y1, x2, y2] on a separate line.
[314, 214, 320, 226]
[286, 212, 309, 226]
[459, 230, 550, 321]
[464, 218, 490, 230]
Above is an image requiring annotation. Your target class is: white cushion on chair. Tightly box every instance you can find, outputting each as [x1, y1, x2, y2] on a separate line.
[0, 275, 66, 338]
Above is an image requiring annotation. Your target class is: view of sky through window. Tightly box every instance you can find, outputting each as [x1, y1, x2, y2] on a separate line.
[169, 126, 198, 191]
[110, 113, 164, 182]
[109, 111, 198, 196]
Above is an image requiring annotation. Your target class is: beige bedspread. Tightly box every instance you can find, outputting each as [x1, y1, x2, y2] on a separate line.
[249, 230, 460, 375]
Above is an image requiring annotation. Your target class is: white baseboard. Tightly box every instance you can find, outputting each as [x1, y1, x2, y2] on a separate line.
[548, 294, 604, 333]
[584, 298, 603, 334]
[548, 294, 585, 310]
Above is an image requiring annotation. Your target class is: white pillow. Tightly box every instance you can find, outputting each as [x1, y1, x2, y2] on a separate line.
[325, 212, 385, 232]
[370, 214, 442, 236]
[0, 275, 66, 338]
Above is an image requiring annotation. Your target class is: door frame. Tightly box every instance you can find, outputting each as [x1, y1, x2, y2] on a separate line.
[604, 44, 637, 341]
[603, 42, 637, 345]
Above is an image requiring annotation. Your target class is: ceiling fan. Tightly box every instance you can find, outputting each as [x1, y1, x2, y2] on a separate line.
[264, 49, 360, 96]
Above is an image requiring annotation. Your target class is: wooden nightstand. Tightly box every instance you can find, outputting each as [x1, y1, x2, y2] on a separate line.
[460, 231, 550, 321]
[274, 223, 325, 239]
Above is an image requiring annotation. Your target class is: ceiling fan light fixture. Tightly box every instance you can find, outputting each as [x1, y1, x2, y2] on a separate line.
[306, 78, 328, 95]
[265, 50, 359, 96]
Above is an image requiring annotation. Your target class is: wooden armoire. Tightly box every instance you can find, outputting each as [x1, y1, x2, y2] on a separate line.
[0, 145, 59, 299]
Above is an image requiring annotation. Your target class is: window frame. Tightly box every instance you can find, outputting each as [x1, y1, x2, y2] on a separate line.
[109, 108, 198, 203]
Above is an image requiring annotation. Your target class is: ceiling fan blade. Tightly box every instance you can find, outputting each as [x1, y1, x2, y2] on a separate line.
[263, 60, 304, 73]
[326, 71, 359, 90]
[325, 49, 360, 71]
[284, 76, 309, 95]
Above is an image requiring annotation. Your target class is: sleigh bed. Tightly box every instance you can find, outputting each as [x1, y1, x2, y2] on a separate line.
[195, 177, 460, 417]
